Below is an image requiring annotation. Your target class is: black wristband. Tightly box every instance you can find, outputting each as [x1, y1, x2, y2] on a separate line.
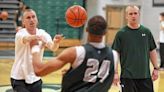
[154, 67, 159, 70]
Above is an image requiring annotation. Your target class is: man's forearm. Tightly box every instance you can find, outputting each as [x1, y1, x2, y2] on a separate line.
[150, 49, 159, 69]
[32, 45, 44, 76]
[46, 42, 59, 52]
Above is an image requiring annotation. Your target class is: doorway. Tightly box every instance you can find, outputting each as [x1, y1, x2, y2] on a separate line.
[105, 6, 126, 45]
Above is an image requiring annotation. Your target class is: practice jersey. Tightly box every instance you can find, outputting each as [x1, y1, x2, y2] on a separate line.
[62, 43, 114, 92]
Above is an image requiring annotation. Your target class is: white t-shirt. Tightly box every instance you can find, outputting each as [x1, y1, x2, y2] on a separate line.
[72, 42, 118, 69]
[160, 21, 164, 43]
[11, 28, 53, 84]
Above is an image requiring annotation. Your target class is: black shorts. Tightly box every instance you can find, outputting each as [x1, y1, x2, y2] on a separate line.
[11, 78, 42, 92]
[120, 78, 154, 92]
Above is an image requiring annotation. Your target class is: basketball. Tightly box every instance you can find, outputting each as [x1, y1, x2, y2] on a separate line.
[65, 5, 87, 28]
[0, 11, 8, 20]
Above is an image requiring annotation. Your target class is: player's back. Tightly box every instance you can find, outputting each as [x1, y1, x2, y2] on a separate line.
[61, 43, 114, 92]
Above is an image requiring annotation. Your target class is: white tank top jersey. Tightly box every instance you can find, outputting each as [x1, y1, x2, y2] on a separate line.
[72, 42, 118, 70]
[11, 28, 53, 84]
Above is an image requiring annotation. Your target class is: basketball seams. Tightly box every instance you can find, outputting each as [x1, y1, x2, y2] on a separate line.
[70, 7, 78, 27]
[65, 5, 87, 27]
[76, 6, 81, 27]
[65, 7, 76, 26]
[80, 8, 86, 26]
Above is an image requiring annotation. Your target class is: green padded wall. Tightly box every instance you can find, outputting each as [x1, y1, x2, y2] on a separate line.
[22, 0, 85, 56]
[23, 0, 84, 39]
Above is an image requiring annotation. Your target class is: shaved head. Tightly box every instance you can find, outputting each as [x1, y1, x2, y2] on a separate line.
[125, 5, 139, 14]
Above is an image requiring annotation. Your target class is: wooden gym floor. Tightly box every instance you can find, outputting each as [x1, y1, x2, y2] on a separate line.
[0, 58, 164, 92]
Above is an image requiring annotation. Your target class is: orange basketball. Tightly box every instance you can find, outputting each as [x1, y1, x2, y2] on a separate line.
[65, 5, 87, 28]
[0, 11, 8, 20]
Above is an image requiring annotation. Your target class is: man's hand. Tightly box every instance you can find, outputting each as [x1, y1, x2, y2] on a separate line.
[37, 35, 47, 47]
[23, 35, 41, 44]
[30, 39, 38, 48]
[29, 35, 43, 48]
[45, 34, 64, 51]
[152, 68, 159, 81]
[53, 34, 64, 43]
[113, 72, 120, 86]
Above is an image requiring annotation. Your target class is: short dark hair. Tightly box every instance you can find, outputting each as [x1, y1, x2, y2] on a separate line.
[160, 12, 164, 16]
[87, 15, 107, 35]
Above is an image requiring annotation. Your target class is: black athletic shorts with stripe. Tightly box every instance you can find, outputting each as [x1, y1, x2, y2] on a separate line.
[120, 78, 154, 92]
[11, 78, 42, 92]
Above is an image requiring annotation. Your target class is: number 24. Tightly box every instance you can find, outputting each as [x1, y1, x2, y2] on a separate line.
[83, 58, 111, 83]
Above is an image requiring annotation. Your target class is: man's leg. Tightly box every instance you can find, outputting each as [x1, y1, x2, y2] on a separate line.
[120, 78, 137, 92]
[27, 79, 42, 92]
[10, 78, 30, 92]
[136, 78, 154, 92]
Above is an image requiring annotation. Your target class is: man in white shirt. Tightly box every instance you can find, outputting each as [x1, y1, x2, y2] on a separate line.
[10, 9, 63, 92]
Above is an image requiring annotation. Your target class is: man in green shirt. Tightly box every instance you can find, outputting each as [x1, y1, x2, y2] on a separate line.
[112, 5, 159, 92]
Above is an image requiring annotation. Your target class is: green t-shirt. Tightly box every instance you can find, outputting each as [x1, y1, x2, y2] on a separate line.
[112, 25, 156, 79]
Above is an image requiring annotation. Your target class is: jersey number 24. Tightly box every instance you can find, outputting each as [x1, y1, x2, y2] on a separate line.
[83, 58, 111, 83]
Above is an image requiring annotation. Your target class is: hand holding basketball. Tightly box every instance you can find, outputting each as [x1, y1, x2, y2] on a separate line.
[65, 5, 87, 28]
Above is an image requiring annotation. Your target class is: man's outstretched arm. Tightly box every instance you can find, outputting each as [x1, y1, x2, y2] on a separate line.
[32, 46, 76, 76]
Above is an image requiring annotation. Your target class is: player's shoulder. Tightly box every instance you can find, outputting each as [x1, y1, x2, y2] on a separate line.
[75, 46, 85, 52]
[63, 47, 78, 57]
[75, 46, 85, 55]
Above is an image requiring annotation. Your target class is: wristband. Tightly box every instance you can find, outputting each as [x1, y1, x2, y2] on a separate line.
[154, 67, 160, 70]
[31, 45, 40, 54]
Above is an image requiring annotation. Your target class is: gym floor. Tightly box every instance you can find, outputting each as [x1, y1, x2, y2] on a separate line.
[0, 58, 164, 92]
